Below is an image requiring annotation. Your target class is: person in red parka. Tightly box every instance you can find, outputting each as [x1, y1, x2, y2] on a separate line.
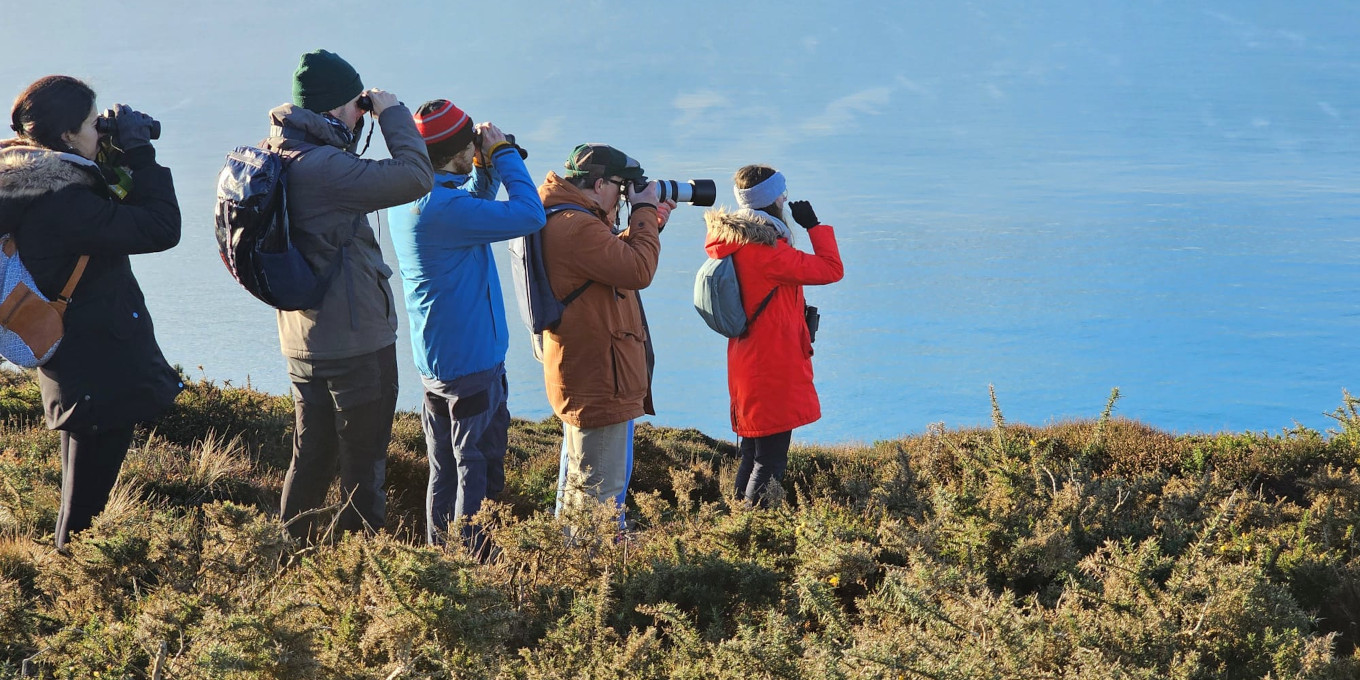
[702, 165, 843, 506]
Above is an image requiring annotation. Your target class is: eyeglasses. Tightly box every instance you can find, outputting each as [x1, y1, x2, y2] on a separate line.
[604, 178, 628, 192]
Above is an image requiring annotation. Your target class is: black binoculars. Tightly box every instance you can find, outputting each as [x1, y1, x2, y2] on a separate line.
[476, 131, 528, 160]
[95, 110, 161, 141]
[356, 94, 372, 112]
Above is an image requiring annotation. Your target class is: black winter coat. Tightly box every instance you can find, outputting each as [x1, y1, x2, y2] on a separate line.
[0, 141, 183, 432]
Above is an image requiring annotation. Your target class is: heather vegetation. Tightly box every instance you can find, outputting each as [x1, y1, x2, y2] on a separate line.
[1, 371, 1359, 678]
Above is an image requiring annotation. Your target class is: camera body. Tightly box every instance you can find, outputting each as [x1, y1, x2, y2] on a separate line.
[94, 109, 161, 141]
[626, 178, 717, 206]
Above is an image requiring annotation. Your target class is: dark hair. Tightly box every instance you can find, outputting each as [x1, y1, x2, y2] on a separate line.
[734, 164, 784, 223]
[10, 75, 96, 152]
[566, 174, 602, 191]
[416, 99, 473, 169]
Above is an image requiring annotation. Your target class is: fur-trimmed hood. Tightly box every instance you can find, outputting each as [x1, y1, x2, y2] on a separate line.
[704, 207, 786, 259]
[0, 140, 101, 200]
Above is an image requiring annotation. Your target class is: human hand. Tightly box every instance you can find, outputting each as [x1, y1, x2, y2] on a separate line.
[111, 104, 156, 153]
[363, 89, 399, 116]
[655, 199, 677, 231]
[626, 180, 660, 207]
[477, 122, 507, 149]
[789, 200, 820, 230]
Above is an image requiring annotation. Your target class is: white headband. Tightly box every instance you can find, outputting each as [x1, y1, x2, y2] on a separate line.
[734, 171, 786, 209]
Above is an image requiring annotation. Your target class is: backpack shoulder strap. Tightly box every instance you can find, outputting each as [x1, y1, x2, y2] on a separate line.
[747, 286, 778, 325]
[278, 141, 317, 166]
[560, 280, 593, 306]
[543, 203, 596, 305]
[733, 253, 778, 336]
[545, 203, 594, 217]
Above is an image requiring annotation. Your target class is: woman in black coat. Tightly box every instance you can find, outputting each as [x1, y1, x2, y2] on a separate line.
[0, 75, 182, 549]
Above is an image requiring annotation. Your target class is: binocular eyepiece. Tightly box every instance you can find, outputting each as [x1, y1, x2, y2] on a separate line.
[628, 178, 717, 206]
[95, 110, 161, 141]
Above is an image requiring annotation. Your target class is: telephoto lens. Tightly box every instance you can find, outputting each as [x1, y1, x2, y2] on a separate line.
[95, 111, 161, 140]
[654, 179, 717, 206]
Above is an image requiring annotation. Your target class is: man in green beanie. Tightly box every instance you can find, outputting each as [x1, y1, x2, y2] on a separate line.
[264, 49, 433, 540]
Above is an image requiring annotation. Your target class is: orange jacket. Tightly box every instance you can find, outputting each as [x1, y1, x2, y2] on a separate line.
[537, 173, 660, 428]
[703, 209, 843, 437]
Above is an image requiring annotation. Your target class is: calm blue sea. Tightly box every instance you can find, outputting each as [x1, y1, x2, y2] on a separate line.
[4, 1, 1359, 443]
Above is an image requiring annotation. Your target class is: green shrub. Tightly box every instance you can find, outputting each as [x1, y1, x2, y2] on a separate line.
[3, 380, 1360, 677]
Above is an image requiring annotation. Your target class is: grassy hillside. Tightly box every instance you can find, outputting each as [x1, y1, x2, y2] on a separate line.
[1, 372, 1359, 679]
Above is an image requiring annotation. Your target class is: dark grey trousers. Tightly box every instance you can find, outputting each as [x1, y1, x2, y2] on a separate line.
[734, 430, 793, 507]
[55, 424, 135, 549]
[280, 343, 398, 539]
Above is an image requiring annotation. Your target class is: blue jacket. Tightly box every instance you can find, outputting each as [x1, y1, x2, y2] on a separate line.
[388, 146, 545, 381]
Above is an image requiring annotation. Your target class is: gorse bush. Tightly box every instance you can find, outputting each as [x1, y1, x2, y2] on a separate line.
[0, 371, 1357, 678]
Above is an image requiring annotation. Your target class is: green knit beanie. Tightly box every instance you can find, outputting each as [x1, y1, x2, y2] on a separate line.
[292, 49, 364, 113]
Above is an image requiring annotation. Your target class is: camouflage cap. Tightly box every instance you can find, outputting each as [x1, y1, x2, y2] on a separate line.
[563, 143, 644, 181]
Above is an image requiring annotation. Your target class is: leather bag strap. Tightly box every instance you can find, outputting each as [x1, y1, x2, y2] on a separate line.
[49, 255, 89, 316]
[58, 256, 89, 302]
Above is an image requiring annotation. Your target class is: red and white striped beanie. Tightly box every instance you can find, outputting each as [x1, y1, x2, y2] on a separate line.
[413, 100, 475, 149]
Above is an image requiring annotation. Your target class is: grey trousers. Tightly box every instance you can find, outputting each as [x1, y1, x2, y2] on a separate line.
[280, 343, 398, 539]
[557, 420, 633, 522]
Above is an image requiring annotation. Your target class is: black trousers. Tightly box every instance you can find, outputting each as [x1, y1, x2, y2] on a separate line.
[734, 430, 793, 507]
[280, 344, 398, 540]
[56, 424, 136, 549]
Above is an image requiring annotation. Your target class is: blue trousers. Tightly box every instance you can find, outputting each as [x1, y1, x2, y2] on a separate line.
[422, 365, 509, 552]
[554, 419, 634, 528]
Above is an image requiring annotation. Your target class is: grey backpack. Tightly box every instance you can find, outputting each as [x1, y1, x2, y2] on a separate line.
[693, 255, 776, 338]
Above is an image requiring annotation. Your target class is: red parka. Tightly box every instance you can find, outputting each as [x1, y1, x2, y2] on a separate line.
[703, 209, 843, 437]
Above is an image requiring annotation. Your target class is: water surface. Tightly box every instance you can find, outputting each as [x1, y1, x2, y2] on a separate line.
[4, 1, 1358, 443]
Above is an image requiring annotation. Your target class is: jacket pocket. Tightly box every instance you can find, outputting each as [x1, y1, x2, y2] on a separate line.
[71, 288, 136, 341]
[609, 330, 648, 399]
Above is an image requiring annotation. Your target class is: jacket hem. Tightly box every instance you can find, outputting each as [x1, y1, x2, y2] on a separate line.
[733, 415, 819, 439]
[281, 337, 397, 363]
[556, 407, 645, 431]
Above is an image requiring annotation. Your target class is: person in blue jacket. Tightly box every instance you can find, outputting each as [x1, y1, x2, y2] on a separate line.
[387, 99, 545, 554]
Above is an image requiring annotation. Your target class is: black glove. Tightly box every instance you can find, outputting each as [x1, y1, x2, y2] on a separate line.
[789, 200, 820, 230]
[111, 104, 156, 154]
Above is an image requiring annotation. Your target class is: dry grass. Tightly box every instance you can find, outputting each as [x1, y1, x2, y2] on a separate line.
[0, 372, 1357, 678]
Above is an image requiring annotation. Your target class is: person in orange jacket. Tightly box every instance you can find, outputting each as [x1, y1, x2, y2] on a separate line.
[702, 164, 843, 506]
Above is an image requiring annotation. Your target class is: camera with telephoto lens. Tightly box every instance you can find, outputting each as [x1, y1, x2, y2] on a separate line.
[475, 130, 529, 160]
[625, 177, 717, 206]
[94, 109, 161, 141]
